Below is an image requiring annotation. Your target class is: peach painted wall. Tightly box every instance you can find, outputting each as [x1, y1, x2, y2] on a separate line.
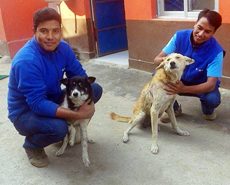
[0, 9, 6, 42]
[124, 0, 156, 20]
[124, 0, 230, 22]
[0, 0, 47, 57]
[219, 0, 230, 23]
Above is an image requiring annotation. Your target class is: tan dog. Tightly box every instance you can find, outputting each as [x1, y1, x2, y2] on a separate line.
[110, 53, 194, 154]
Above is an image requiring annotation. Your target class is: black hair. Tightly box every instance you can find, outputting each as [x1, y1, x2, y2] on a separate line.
[33, 7, 61, 31]
[197, 9, 222, 31]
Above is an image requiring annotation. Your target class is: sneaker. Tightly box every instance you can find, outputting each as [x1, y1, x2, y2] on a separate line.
[25, 148, 49, 168]
[160, 104, 182, 123]
[202, 111, 217, 121]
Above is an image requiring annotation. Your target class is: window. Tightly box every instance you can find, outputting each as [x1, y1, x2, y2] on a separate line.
[157, 0, 219, 19]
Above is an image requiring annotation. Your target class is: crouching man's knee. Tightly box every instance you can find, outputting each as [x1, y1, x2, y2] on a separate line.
[201, 90, 221, 108]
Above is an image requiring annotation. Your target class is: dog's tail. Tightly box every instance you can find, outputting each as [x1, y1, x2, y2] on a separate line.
[110, 112, 131, 123]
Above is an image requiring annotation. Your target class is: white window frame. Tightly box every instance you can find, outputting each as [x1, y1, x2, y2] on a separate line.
[157, 0, 219, 19]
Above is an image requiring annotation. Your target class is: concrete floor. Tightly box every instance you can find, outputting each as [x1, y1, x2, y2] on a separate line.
[1, 53, 230, 185]
[91, 50, 129, 67]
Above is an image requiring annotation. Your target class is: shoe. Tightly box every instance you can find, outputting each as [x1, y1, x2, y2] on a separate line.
[202, 111, 217, 121]
[25, 148, 49, 168]
[160, 104, 182, 123]
[175, 104, 182, 117]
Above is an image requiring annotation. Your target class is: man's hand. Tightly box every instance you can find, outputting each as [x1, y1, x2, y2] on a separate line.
[55, 99, 95, 121]
[163, 80, 185, 95]
[77, 99, 95, 120]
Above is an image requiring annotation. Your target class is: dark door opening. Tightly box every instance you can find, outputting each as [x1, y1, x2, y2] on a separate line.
[91, 0, 128, 57]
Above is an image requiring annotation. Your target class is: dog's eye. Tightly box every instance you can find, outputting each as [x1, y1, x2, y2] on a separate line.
[72, 82, 76, 85]
[176, 56, 180, 59]
[167, 58, 171, 61]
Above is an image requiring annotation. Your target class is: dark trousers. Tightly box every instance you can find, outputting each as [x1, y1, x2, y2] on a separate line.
[174, 85, 220, 115]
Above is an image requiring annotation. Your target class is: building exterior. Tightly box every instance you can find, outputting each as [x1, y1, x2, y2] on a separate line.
[0, 0, 47, 57]
[0, 0, 229, 89]
[125, 0, 230, 89]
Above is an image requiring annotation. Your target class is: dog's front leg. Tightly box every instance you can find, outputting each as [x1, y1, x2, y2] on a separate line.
[150, 107, 160, 154]
[74, 125, 81, 144]
[56, 134, 69, 156]
[69, 125, 76, 146]
[86, 119, 95, 143]
[123, 111, 146, 143]
[166, 105, 190, 136]
[80, 121, 90, 167]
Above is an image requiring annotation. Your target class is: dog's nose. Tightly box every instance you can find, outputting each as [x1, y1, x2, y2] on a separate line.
[170, 61, 176, 68]
[73, 92, 78, 97]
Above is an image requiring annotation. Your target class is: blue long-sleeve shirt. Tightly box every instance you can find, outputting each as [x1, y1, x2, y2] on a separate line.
[8, 37, 87, 123]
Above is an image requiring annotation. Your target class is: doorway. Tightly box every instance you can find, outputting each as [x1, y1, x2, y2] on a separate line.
[90, 0, 128, 57]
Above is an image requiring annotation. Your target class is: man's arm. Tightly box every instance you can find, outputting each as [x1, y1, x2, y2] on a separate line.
[153, 51, 167, 66]
[164, 77, 217, 95]
[55, 100, 95, 120]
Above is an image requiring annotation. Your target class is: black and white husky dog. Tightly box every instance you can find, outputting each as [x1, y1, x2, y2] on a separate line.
[55, 76, 96, 167]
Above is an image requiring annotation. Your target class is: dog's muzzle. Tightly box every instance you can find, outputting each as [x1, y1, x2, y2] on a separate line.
[71, 89, 81, 98]
[170, 61, 177, 69]
[73, 92, 79, 97]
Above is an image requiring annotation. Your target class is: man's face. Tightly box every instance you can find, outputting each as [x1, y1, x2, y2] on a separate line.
[33, 20, 61, 52]
[193, 17, 215, 45]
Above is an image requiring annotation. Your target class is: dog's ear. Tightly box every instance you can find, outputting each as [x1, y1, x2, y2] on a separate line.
[87, 76, 96, 84]
[59, 78, 69, 86]
[156, 61, 166, 70]
[184, 56, 195, 65]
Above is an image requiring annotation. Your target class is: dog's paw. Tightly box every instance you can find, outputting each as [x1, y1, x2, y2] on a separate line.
[123, 134, 129, 143]
[55, 150, 64, 156]
[178, 130, 190, 136]
[83, 157, 90, 167]
[151, 144, 159, 154]
[69, 139, 74, 146]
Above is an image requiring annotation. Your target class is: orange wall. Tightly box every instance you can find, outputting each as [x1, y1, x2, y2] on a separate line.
[219, 0, 230, 23]
[0, 9, 6, 42]
[124, 0, 230, 23]
[1, 0, 229, 57]
[0, 0, 47, 57]
[124, 0, 156, 20]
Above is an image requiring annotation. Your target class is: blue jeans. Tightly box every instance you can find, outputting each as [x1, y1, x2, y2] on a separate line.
[13, 83, 103, 149]
[174, 85, 221, 115]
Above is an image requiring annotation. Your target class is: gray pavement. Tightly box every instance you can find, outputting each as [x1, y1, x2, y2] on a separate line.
[0, 57, 230, 185]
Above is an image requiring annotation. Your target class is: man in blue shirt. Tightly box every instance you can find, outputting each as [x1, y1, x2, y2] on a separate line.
[8, 7, 102, 168]
[153, 9, 224, 122]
